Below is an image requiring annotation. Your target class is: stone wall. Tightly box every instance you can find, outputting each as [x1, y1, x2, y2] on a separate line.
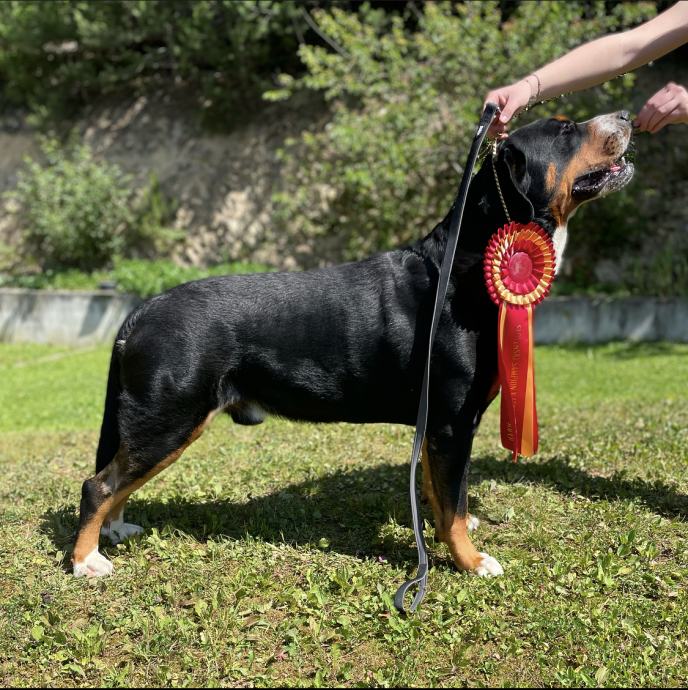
[0, 91, 320, 270]
[1, 288, 686, 347]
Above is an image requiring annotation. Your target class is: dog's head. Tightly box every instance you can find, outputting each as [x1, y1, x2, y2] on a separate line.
[487, 111, 634, 267]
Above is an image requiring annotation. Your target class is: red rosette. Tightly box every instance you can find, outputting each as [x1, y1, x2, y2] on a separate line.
[483, 221, 556, 307]
[483, 222, 556, 461]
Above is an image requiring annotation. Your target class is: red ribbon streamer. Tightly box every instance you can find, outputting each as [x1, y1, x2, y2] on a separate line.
[484, 222, 555, 461]
[497, 302, 537, 460]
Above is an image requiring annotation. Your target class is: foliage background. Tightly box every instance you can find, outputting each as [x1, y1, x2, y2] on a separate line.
[269, 2, 655, 256]
[0, 0, 685, 295]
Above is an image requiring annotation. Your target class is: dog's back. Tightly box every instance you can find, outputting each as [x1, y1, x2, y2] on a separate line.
[116, 252, 439, 427]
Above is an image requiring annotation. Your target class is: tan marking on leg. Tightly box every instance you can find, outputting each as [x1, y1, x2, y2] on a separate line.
[108, 415, 211, 501]
[73, 414, 212, 566]
[421, 441, 446, 542]
[106, 496, 127, 524]
[445, 513, 483, 572]
[486, 375, 501, 406]
[73, 495, 118, 564]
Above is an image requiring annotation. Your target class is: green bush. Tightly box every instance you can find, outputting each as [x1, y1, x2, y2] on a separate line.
[0, 267, 109, 291]
[10, 138, 134, 272]
[269, 1, 656, 261]
[126, 173, 184, 258]
[0, 0, 303, 125]
[0, 259, 272, 296]
[8, 138, 180, 272]
[111, 259, 272, 298]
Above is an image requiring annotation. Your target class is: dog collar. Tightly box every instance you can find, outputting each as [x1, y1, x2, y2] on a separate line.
[491, 140, 512, 224]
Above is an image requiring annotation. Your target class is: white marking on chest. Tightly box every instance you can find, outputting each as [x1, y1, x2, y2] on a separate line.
[552, 224, 568, 274]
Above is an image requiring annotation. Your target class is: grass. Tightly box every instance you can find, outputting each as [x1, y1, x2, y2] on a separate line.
[0, 341, 687, 687]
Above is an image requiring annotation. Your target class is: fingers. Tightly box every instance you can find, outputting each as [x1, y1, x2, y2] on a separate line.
[483, 80, 532, 137]
[636, 85, 676, 131]
[635, 82, 688, 133]
[646, 98, 680, 133]
[484, 90, 509, 137]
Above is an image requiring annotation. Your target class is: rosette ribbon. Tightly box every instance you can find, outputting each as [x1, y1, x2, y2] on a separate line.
[484, 222, 556, 461]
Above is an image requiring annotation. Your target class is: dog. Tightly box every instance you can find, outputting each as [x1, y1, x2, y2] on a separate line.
[72, 111, 634, 578]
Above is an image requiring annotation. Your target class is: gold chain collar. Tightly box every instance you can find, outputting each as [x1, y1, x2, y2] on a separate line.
[491, 140, 512, 224]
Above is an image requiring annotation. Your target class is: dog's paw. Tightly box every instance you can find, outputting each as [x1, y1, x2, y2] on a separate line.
[467, 515, 480, 533]
[73, 549, 114, 578]
[101, 521, 144, 545]
[474, 552, 504, 577]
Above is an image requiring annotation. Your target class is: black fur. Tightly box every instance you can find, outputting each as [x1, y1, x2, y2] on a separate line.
[80, 113, 633, 574]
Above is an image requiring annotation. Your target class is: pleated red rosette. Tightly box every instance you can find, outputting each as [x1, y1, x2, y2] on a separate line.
[483, 222, 555, 461]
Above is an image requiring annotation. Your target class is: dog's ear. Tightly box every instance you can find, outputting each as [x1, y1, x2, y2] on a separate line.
[498, 141, 535, 223]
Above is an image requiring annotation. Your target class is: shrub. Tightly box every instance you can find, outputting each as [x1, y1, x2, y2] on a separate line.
[0, 0, 303, 125]
[111, 258, 272, 298]
[9, 138, 180, 272]
[10, 138, 133, 271]
[127, 173, 184, 258]
[268, 1, 656, 262]
[0, 267, 109, 291]
[0, 259, 272, 296]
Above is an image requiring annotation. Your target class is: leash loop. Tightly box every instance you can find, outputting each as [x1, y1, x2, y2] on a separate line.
[394, 103, 499, 615]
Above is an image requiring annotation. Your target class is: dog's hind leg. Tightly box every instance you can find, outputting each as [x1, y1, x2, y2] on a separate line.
[426, 423, 503, 578]
[72, 414, 211, 577]
[100, 496, 143, 545]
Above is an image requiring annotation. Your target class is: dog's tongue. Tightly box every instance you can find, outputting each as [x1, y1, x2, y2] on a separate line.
[609, 161, 623, 172]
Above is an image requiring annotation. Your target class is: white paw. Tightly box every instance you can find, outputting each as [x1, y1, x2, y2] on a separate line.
[467, 515, 481, 533]
[474, 552, 504, 577]
[101, 520, 144, 545]
[73, 548, 114, 578]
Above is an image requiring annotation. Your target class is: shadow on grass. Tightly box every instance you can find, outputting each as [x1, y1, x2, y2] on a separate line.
[472, 453, 688, 519]
[42, 462, 424, 569]
[41, 452, 686, 568]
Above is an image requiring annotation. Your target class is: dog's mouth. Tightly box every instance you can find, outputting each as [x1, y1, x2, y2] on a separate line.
[572, 151, 635, 200]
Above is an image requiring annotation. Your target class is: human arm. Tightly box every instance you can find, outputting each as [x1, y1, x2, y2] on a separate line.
[484, 1, 688, 134]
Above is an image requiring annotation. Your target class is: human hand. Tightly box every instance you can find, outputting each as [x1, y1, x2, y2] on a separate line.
[634, 82, 688, 133]
[484, 80, 533, 137]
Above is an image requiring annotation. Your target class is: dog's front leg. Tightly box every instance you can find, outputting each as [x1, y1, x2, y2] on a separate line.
[426, 423, 503, 577]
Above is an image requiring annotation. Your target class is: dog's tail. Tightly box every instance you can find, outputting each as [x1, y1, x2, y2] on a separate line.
[95, 339, 124, 474]
[95, 297, 161, 474]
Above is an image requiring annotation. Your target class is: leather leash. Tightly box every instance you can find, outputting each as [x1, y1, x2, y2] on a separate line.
[394, 102, 499, 615]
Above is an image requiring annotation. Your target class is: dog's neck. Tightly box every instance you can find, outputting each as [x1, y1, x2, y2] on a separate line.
[419, 162, 563, 273]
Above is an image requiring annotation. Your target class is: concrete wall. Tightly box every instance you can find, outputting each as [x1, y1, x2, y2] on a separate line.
[0, 289, 686, 346]
[0, 288, 140, 346]
[536, 297, 688, 344]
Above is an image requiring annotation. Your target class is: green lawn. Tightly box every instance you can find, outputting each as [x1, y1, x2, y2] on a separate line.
[0, 342, 687, 687]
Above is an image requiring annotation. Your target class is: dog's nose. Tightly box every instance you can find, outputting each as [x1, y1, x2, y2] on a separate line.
[618, 110, 631, 122]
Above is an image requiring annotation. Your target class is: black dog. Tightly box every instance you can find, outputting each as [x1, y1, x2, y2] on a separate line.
[73, 112, 634, 578]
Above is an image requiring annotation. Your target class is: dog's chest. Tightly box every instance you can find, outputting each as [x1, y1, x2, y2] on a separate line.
[553, 225, 568, 274]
